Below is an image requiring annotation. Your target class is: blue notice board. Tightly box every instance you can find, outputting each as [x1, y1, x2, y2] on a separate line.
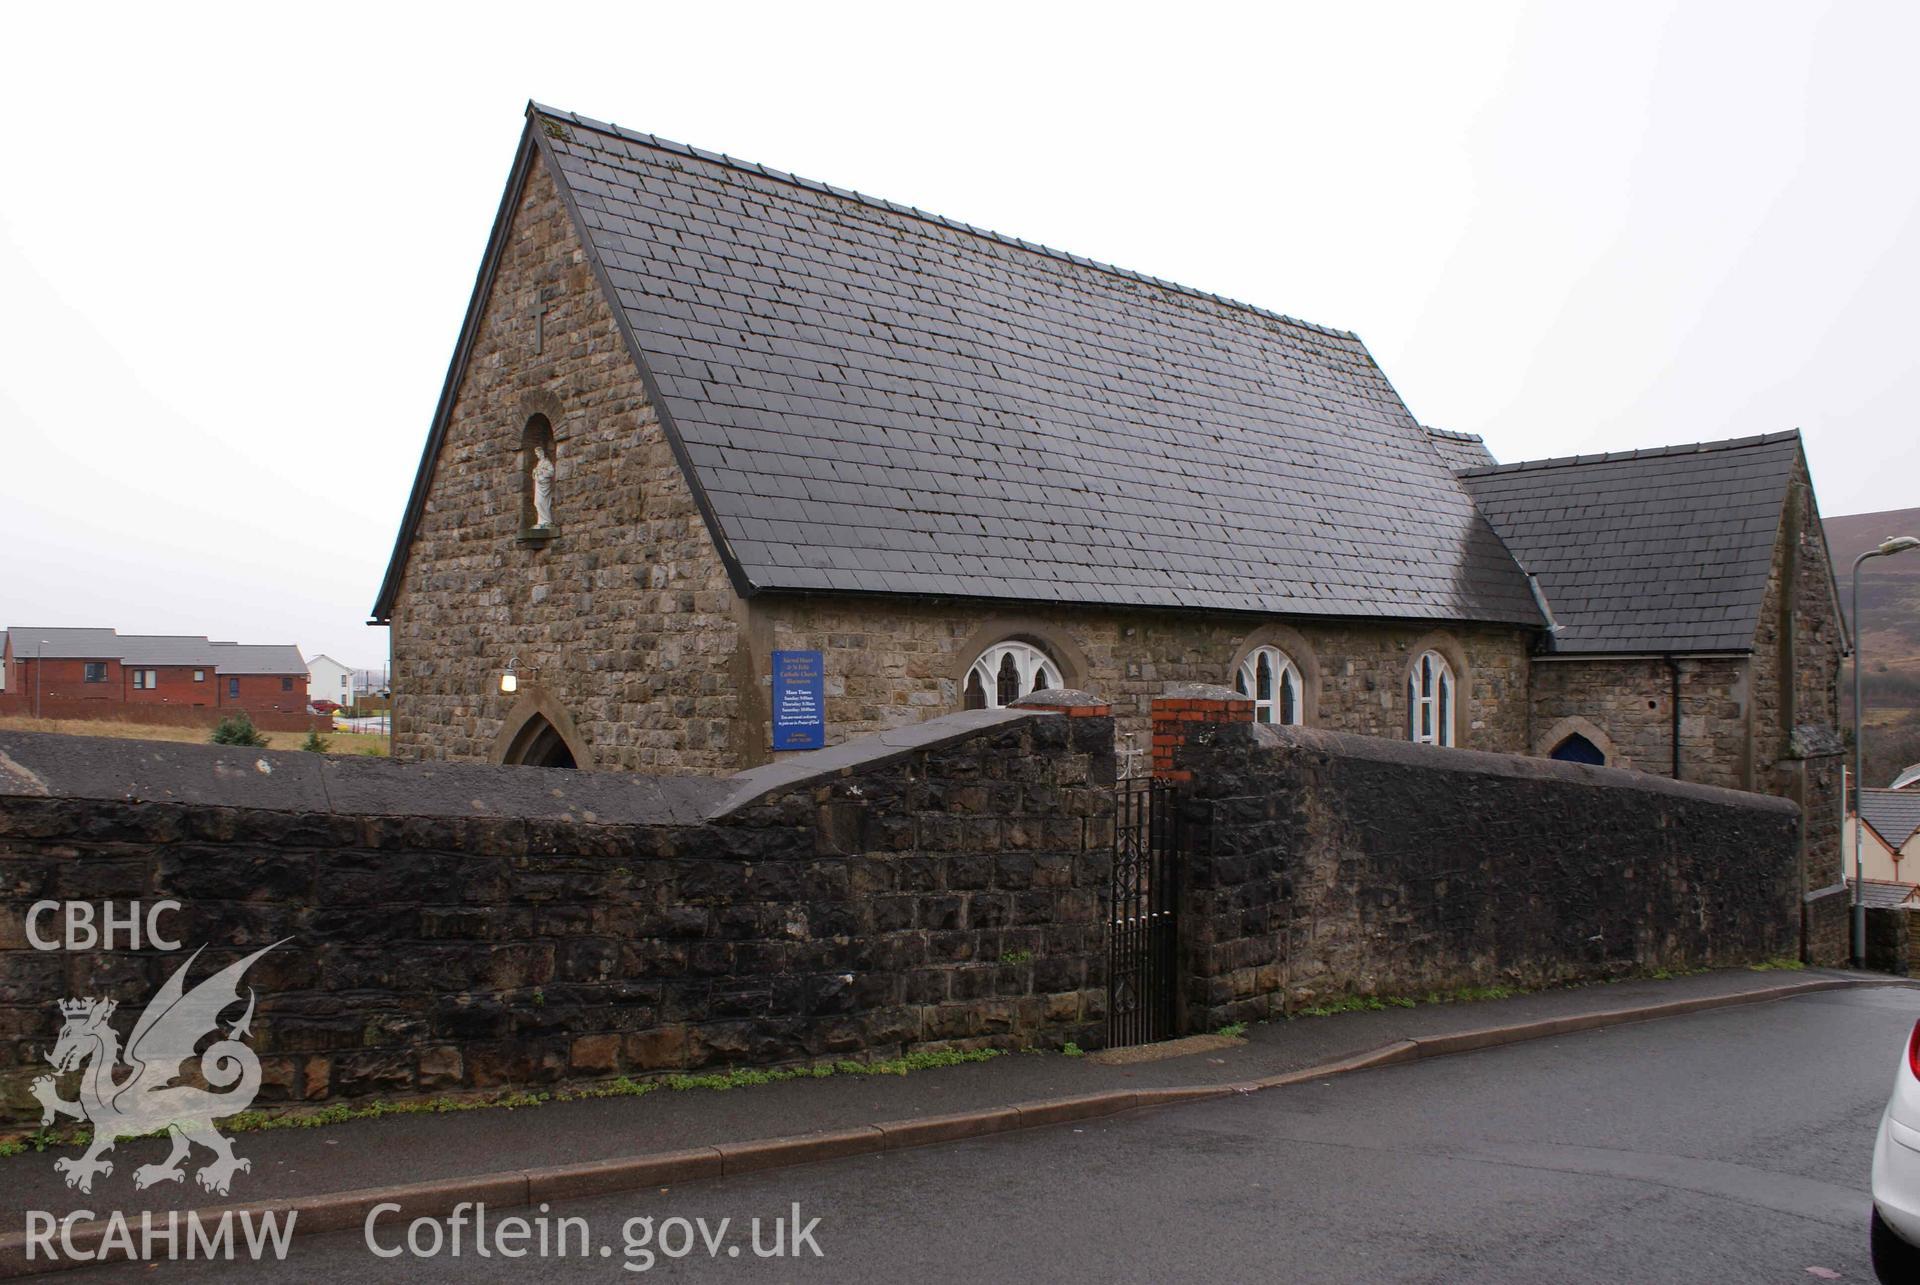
[771, 650, 826, 751]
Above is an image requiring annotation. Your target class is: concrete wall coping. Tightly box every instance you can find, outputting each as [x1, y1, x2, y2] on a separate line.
[0, 730, 726, 826]
[1242, 722, 1801, 815]
[1010, 688, 1105, 710]
[703, 708, 1043, 817]
[0, 711, 1065, 826]
[1157, 683, 1248, 703]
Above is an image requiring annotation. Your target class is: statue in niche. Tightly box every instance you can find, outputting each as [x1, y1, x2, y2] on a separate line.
[530, 444, 556, 529]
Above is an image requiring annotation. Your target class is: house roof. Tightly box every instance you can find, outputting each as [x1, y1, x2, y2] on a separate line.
[3, 629, 304, 675]
[4, 628, 122, 659]
[1845, 878, 1919, 909]
[1459, 432, 1805, 654]
[1891, 762, 1920, 791]
[374, 105, 1543, 628]
[1860, 789, 1920, 850]
[208, 643, 307, 676]
[118, 635, 225, 666]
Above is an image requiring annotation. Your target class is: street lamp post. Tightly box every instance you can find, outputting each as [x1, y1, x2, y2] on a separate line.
[1852, 535, 1920, 967]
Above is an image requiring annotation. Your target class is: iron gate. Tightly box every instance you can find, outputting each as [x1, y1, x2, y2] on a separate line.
[1107, 777, 1180, 1047]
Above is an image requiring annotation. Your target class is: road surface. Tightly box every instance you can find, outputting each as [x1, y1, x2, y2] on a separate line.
[56, 984, 1920, 1283]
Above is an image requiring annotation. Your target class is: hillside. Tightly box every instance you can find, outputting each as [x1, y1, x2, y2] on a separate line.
[1824, 507, 1920, 786]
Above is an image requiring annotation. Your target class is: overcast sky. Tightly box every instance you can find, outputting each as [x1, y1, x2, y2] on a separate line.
[3, 0, 1914, 669]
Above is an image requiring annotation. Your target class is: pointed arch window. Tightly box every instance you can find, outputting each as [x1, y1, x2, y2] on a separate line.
[1408, 650, 1455, 747]
[963, 641, 1061, 710]
[1233, 646, 1302, 725]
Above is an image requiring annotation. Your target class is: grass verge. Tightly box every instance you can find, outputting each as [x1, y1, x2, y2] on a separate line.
[0, 1049, 1002, 1157]
[0, 715, 388, 756]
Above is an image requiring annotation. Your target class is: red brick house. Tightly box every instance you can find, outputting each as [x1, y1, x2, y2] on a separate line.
[1, 629, 309, 718]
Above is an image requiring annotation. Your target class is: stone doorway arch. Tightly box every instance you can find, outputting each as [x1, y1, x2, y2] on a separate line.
[491, 689, 593, 770]
[1533, 715, 1617, 768]
[504, 715, 577, 767]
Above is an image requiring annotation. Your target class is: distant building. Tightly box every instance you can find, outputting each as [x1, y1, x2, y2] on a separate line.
[306, 654, 354, 708]
[1848, 788, 1920, 884]
[1892, 762, 1920, 791]
[1, 629, 308, 717]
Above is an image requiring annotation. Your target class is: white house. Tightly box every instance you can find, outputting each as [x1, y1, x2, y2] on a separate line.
[1845, 788, 1920, 885]
[306, 654, 354, 708]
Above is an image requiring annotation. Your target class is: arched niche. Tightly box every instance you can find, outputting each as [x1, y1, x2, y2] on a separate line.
[521, 413, 558, 534]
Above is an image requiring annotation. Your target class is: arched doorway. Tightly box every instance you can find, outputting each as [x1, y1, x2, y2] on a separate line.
[491, 691, 593, 769]
[1550, 733, 1606, 766]
[502, 714, 577, 768]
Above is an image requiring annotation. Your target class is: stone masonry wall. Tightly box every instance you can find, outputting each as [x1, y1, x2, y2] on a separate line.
[1752, 460, 1846, 893]
[1167, 720, 1801, 1031]
[1529, 656, 1752, 789]
[1803, 886, 1850, 968]
[0, 714, 1111, 1124]
[1751, 458, 1845, 777]
[749, 594, 1533, 766]
[388, 156, 747, 774]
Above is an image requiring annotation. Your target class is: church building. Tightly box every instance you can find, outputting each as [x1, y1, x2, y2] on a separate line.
[373, 103, 1844, 884]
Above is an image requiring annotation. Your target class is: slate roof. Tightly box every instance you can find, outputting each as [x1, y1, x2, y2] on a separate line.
[1845, 879, 1919, 909]
[119, 635, 228, 666]
[1861, 789, 1920, 849]
[2, 629, 304, 674]
[1459, 432, 1804, 654]
[1424, 426, 1497, 473]
[208, 643, 307, 676]
[374, 105, 1543, 627]
[1891, 763, 1920, 792]
[3, 628, 122, 659]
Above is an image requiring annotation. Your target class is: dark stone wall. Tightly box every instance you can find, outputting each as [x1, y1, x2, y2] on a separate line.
[0, 714, 1112, 1123]
[1866, 907, 1912, 976]
[1803, 885, 1851, 967]
[1168, 721, 1803, 1030]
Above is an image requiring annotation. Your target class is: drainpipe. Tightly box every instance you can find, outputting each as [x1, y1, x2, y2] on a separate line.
[1667, 656, 1682, 780]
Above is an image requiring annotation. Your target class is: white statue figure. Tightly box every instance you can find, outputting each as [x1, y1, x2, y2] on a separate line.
[531, 445, 556, 529]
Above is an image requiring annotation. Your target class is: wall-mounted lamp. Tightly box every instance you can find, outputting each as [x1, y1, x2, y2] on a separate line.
[501, 656, 519, 694]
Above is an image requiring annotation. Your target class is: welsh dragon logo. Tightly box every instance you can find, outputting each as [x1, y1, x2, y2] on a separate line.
[32, 943, 280, 1196]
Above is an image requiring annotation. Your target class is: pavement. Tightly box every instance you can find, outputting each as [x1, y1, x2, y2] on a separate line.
[1, 967, 1911, 1277]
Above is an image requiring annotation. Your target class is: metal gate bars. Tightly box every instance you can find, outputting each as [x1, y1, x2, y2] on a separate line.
[1107, 776, 1180, 1047]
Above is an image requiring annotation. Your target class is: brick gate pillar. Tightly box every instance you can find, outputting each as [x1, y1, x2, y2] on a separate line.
[1150, 683, 1255, 781]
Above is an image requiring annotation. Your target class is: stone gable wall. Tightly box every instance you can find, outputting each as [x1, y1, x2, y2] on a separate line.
[1752, 460, 1846, 897]
[1750, 457, 1845, 772]
[388, 156, 746, 774]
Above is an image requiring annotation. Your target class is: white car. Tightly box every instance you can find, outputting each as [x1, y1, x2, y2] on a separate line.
[1872, 1018, 1920, 1281]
